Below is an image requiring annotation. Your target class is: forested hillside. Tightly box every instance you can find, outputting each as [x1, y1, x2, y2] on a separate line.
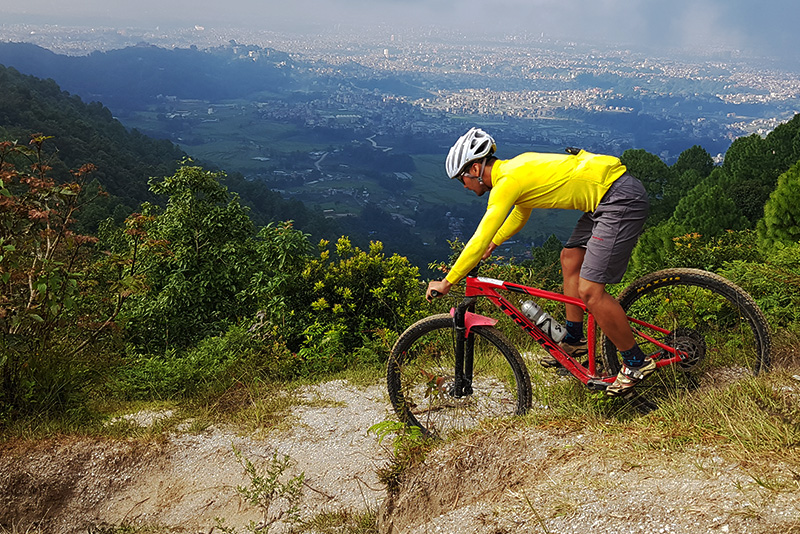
[619, 114, 800, 274]
[0, 64, 181, 209]
[0, 64, 344, 239]
[0, 41, 298, 111]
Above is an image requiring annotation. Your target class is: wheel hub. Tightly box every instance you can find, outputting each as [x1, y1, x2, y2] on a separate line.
[668, 327, 707, 370]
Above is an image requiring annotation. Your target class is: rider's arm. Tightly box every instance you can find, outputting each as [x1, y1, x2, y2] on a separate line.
[444, 190, 517, 285]
[493, 206, 532, 245]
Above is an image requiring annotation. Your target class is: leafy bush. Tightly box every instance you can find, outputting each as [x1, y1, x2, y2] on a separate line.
[0, 137, 130, 419]
[113, 325, 300, 400]
[246, 221, 312, 345]
[719, 244, 800, 329]
[285, 238, 426, 373]
[120, 165, 260, 351]
[667, 230, 763, 271]
[629, 228, 763, 278]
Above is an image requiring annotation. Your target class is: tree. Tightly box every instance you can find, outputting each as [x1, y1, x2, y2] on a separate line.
[721, 134, 779, 225]
[671, 181, 748, 237]
[123, 165, 259, 351]
[764, 114, 800, 172]
[757, 160, 800, 251]
[530, 234, 563, 269]
[628, 220, 682, 277]
[672, 144, 714, 179]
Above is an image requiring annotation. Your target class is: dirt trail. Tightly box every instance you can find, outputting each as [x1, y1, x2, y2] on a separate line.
[0, 380, 393, 533]
[2, 379, 800, 534]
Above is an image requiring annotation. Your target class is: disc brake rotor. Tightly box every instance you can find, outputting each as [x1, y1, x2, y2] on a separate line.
[667, 327, 707, 370]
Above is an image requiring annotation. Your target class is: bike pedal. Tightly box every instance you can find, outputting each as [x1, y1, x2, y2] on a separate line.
[586, 379, 608, 391]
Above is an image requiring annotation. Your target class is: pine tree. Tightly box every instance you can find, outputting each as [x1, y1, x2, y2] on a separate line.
[673, 145, 714, 178]
[672, 182, 748, 237]
[620, 148, 676, 226]
[757, 161, 800, 251]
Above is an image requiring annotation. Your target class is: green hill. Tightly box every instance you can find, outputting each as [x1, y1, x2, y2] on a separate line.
[0, 63, 346, 241]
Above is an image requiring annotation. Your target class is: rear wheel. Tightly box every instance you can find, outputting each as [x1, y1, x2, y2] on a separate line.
[603, 268, 771, 408]
[387, 314, 532, 439]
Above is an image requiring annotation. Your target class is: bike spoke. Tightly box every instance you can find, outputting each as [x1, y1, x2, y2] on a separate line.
[388, 314, 531, 439]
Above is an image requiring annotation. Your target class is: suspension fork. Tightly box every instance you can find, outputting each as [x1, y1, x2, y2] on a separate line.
[452, 296, 478, 397]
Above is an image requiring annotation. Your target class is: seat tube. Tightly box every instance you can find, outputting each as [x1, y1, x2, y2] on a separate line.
[587, 311, 597, 376]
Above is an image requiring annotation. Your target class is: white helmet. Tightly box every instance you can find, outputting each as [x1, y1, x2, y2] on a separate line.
[445, 127, 496, 179]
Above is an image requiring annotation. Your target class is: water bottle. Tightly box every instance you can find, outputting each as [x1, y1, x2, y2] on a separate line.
[521, 300, 566, 342]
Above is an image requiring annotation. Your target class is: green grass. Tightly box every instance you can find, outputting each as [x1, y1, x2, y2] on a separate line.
[123, 101, 330, 168]
[296, 510, 378, 534]
[518, 365, 800, 464]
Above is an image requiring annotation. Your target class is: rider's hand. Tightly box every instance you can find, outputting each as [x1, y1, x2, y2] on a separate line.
[426, 279, 452, 302]
[481, 242, 498, 260]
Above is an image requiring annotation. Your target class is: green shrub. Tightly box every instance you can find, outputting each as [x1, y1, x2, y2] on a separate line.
[720, 244, 800, 329]
[121, 165, 259, 352]
[1, 137, 130, 421]
[286, 237, 426, 359]
[113, 325, 296, 400]
[630, 228, 763, 278]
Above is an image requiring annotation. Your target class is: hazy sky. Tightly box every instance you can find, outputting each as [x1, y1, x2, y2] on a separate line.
[2, 0, 797, 60]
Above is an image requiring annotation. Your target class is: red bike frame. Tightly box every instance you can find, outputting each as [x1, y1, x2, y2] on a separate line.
[462, 274, 686, 387]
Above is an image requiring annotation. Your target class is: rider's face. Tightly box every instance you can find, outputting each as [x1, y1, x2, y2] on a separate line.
[460, 163, 488, 196]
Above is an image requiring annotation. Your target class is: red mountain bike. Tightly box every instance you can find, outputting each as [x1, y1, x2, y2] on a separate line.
[387, 265, 771, 438]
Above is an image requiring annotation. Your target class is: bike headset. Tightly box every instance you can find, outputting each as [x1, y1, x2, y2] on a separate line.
[445, 127, 497, 183]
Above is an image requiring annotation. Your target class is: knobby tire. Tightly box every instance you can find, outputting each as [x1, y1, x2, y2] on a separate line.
[387, 313, 532, 439]
[602, 268, 771, 409]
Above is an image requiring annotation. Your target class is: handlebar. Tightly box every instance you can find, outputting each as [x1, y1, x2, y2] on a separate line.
[428, 261, 482, 300]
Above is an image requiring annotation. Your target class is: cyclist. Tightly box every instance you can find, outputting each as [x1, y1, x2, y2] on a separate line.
[426, 127, 651, 396]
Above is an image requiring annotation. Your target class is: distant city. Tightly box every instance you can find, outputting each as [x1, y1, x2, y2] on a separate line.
[3, 22, 799, 162]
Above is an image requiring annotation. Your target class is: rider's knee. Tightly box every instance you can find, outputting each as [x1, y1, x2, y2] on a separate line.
[577, 280, 608, 308]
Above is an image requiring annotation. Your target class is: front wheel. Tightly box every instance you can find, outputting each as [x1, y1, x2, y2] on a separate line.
[387, 314, 532, 439]
[603, 268, 771, 407]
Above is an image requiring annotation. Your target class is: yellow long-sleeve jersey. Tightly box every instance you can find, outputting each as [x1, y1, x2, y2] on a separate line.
[445, 149, 627, 284]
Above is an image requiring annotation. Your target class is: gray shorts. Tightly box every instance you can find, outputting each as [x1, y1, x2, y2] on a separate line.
[564, 173, 649, 284]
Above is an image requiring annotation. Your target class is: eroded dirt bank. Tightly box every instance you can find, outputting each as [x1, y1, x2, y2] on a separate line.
[2, 379, 800, 534]
[379, 426, 800, 534]
[0, 380, 392, 533]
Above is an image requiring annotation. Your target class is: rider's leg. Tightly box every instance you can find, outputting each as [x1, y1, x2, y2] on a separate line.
[560, 247, 588, 347]
[561, 247, 586, 337]
[540, 247, 587, 367]
[577, 278, 634, 351]
[579, 277, 648, 366]
[560, 246, 585, 326]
